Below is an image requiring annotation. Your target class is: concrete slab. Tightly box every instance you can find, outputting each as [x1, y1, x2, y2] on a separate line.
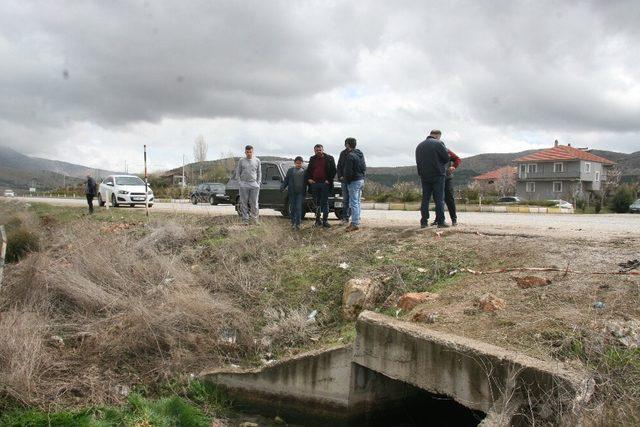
[353, 311, 594, 423]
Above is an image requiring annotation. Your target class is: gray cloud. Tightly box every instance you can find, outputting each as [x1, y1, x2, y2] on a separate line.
[0, 0, 639, 168]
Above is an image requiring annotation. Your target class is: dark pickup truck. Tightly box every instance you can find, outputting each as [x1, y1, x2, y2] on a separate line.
[225, 160, 344, 219]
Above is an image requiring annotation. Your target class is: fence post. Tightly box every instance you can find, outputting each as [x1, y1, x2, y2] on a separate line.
[0, 225, 6, 289]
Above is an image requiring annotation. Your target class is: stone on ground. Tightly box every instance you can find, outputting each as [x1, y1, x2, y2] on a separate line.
[477, 293, 506, 312]
[342, 278, 381, 320]
[397, 291, 439, 312]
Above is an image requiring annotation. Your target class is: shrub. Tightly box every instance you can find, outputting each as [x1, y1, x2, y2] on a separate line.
[575, 198, 586, 210]
[5, 226, 39, 263]
[391, 182, 421, 203]
[609, 185, 636, 213]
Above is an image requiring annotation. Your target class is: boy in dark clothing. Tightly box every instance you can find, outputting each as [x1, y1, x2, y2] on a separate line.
[305, 144, 336, 228]
[85, 174, 96, 214]
[415, 129, 450, 228]
[342, 138, 366, 232]
[432, 148, 461, 226]
[281, 156, 306, 230]
[336, 139, 352, 225]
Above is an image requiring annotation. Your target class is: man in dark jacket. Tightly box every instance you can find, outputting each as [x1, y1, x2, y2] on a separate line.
[432, 148, 461, 226]
[85, 174, 96, 214]
[305, 144, 336, 228]
[281, 156, 306, 231]
[336, 139, 351, 225]
[415, 130, 450, 228]
[343, 138, 366, 232]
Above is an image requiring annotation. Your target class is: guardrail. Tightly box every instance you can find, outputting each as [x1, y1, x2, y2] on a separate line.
[361, 202, 574, 214]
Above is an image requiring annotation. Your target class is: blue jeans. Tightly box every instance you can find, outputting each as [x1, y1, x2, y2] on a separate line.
[421, 176, 445, 225]
[347, 180, 364, 226]
[341, 182, 350, 222]
[310, 182, 329, 222]
[289, 192, 304, 226]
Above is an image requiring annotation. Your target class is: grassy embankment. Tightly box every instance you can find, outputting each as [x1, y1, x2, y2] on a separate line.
[0, 201, 470, 425]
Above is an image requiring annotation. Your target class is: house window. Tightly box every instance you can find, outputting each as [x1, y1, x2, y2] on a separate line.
[595, 171, 600, 182]
[519, 164, 526, 178]
[526, 182, 535, 193]
[527, 164, 538, 173]
[585, 162, 591, 173]
[554, 162, 564, 173]
[553, 181, 562, 192]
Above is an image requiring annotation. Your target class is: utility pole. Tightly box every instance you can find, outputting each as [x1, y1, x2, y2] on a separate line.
[144, 145, 149, 220]
[182, 154, 186, 200]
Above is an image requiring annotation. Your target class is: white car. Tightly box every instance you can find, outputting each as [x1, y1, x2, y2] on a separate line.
[98, 175, 154, 208]
[3, 189, 15, 197]
[548, 199, 573, 209]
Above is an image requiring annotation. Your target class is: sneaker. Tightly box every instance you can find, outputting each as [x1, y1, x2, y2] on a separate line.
[346, 224, 359, 232]
[322, 222, 331, 229]
[420, 223, 428, 229]
[437, 223, 450, 228]
[294, 225, 301, 231]
[451, 220, 457, 227]
[430, 220, 437, 226]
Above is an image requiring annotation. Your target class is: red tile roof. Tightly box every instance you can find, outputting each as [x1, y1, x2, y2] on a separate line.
[514, 145, 614, 165]
[474, 166, 517, 181]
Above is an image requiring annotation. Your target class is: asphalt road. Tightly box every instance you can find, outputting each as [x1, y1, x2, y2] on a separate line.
[14, 197, 640, 240]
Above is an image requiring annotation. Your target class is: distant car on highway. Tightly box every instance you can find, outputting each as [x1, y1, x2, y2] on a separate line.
[497, 196, 522, 204]
[548, 199, 573, 209]
[98, 175, 154, 208]
[3, 189, 15, 197]
[225, 160, 344, 219]
[630, 199, 640, 213]
[189, 182, 229, 205]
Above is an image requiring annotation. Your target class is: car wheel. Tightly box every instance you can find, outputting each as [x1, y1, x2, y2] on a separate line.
[111, 194, 119, 207]
[130, 204, 135, 207]
[334, 208, 344, 220]
[191, 195, 198, 205]
[148, 204, 153, 208]
[209, 196, 218, 205]
[281, 196, 291, 218]
[98, 194, 106, 207]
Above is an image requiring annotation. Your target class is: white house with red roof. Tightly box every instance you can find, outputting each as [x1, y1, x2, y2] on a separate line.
[514, 140, 615, 201]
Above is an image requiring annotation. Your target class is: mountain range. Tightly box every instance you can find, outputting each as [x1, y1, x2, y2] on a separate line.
[1, 145, 638, 191]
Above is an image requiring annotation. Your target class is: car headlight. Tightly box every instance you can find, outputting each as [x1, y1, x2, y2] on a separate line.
[147, 190, 153, 195]
[118, 190, 129, 194]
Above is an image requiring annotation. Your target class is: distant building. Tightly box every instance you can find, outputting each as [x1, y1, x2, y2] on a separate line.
[160, 171, 187, 186]
[473, 166, 517, 195]
[514, 141, 614, 201]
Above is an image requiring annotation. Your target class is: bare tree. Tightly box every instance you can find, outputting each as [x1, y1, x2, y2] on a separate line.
[600, 167, 622, 210]
[494, 169, 516, 196]
[193, 135, 208, 180]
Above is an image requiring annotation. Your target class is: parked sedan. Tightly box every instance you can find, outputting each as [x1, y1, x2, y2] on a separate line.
[3, 189, 15, 197]
[497, 196, 522, 204]
[548, 199, 573, 209]
[630, 199, 640, 213]
[189, 182, 229, 205]
[98, 175, 154, 207]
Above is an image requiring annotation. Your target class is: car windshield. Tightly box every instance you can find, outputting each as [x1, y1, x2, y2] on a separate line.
[115, 176, 145, 186]
[211, 185, 224, 191]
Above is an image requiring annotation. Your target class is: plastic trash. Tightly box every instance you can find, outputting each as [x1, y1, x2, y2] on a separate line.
[593, 301, 605, 310]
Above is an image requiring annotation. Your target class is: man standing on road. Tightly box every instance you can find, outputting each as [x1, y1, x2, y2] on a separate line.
[416, 130, 450, 228]
[336, 139, 352, 225]
[235, 145, 261, 225]
[305, 144, 336, 228]
[85, 174, 96, 214]
[281, 156, 306, 231]
[343, 138, 366, 232]
[432, 148, 461, 226]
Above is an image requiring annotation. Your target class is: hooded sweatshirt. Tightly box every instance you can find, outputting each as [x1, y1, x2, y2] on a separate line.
[343, 149, 366, 183]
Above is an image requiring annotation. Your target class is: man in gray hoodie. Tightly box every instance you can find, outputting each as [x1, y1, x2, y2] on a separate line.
[235, 145, 261, 225]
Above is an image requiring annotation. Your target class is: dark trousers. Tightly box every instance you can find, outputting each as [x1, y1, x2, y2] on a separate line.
[86, 194, 94, 214]
[289, 192, 304, 226]
[310, 182, 329, 222]
[432, 178, 457, 222]
[420, 176, 445, 226]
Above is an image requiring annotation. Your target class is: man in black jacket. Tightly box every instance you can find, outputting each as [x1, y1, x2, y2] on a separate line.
[343, 138, 366, 232]
[415, 130, 450, 228]
[305, 144, 336, 228]
[336, 139, 351, 225]
[85, 174, 96, 214]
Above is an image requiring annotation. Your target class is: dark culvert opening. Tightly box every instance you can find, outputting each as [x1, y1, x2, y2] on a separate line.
[349, 367, 486, 427]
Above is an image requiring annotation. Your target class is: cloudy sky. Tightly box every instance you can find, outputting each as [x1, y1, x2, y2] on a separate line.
[1, 1, 639, 172]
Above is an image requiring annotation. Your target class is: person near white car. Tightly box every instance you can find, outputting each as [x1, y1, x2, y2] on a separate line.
[98, 175, 154, 208]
